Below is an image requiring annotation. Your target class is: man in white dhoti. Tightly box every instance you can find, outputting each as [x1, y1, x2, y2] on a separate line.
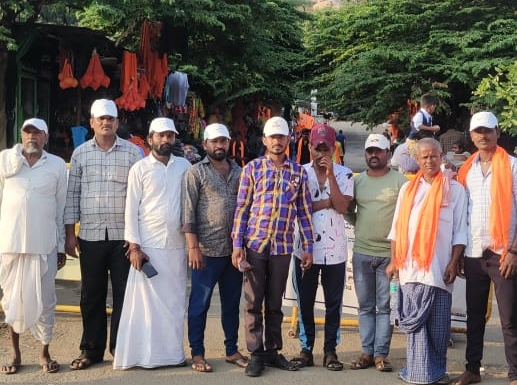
[113, 117, 191, 369]
[0, 118, 67, 374]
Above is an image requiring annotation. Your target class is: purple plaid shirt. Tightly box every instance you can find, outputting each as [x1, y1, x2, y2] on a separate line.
[231, 156, 313, 255]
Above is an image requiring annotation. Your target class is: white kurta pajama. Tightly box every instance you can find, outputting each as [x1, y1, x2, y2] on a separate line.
[114, 153, 191, 370]
[0, 144, 67, 344]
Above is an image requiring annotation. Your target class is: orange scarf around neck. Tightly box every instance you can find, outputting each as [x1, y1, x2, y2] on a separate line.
[457, 146, 512, 257]
[394, 170, 443, 271]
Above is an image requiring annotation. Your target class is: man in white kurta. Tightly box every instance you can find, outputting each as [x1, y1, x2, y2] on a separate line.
[0, 118, 67, 374]
[113, 117, 191, 369]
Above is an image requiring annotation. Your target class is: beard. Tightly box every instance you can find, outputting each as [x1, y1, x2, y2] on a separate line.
[207, 149, 227, 161]
[23, 142, 42, 155]
[153, 143, 173, 156]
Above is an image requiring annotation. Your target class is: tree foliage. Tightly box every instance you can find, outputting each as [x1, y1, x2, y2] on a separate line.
[302, 0, 517, 129]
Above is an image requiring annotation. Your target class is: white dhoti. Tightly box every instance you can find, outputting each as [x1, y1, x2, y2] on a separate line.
[113, 247, 187, 370]
[0, 250, 57, 344]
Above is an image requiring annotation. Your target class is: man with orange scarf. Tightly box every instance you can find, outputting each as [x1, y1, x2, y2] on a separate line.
[453, 112, 517, 385]
[386, 138, 467, 385]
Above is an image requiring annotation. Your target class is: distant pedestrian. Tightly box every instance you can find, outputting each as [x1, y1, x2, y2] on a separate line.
[408, 93, 440, 139]
[231, 116, 314, 377]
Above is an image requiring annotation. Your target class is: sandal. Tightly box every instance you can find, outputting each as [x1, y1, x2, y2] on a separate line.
[70, 354, 100, 370]
[191, 356, 213, 372]
[374, 356, 393, 372]
[1, 362, 20, 375]
[350, 353, 374, 370]
[289, 350, 314, 368]
[225, 351, 248, 368]
[323, 353, 344, 371]
[41, 360, 60, 373]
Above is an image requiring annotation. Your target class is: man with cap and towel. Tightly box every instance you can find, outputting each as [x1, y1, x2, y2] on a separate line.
[453, 112, 517, 385]
[386, 138, 467, 385]
[0, 118, 67, 374]
[65, 99, 142, 370]
[113, 117, 191, 369]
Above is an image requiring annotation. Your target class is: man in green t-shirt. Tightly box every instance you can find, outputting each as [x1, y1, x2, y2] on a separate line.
[349, 134, 408, 372]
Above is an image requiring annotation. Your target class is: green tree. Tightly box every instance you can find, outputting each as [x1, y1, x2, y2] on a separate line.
[472, 61, 517, 134]
[302, 0, 517, 129]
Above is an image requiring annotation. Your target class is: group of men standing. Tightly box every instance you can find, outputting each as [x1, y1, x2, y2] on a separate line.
[0, 101, 516, 385]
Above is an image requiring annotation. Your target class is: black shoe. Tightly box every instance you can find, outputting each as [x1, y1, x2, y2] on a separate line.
[265, 352, 299, 371]
[245, 355, 265, 377]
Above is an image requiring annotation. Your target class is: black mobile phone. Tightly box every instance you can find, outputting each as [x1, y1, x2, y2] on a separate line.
[141, 261, 158, 278]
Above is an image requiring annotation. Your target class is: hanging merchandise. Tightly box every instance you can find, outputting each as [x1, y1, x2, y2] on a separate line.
[80, 50, 110, 90]
[58, 58, 78, 89]
[138, 72, 151, 100]
[116, 51, 145, 111]
[138, 20, 168, 99]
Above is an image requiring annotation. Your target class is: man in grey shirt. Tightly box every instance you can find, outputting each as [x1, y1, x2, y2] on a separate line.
[181, 123, 246, 372]
[64, 99, 141, 370]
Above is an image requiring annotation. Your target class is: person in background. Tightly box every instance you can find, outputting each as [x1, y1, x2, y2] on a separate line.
[391, 139, 419, 174]
[439, 127, 464, 154]
[296, 129, 312, 164]
[453, 111, 517, 385]
[182, 123, 247, 372]
[0, 118, 67, 374]
[387, 138, 467, 385]
[350, 134, 407, 373]
[65, 99, 142, 370]
[290, 124, 353, 371]
[231, 116, 313, 377]
[114, 117, 191, 370]
[408, 93, 440, 139]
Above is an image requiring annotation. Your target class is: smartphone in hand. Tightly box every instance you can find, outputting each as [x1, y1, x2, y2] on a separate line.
[141, 261, 158, 278]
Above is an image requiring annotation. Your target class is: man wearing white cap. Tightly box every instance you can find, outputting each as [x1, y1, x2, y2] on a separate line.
[454, 112, 517, 385]
[181, 123, 247, 372]
[231, 116, 314, 377]
[65, 99, 142, 370]
[0, 118, 67, 374]
[113, 117, 191, 369]
[349, 134, 407, 372]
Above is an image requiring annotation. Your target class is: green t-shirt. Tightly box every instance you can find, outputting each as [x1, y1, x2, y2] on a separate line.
[353, 169, 408, 257]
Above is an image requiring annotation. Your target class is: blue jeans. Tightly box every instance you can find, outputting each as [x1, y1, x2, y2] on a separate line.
[188, 256, 243, 358]
[352, 252, 393, 357]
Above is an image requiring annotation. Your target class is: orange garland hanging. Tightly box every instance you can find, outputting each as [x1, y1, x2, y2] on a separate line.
[58, 58, 78, 89]
[80, 50, 110, 90]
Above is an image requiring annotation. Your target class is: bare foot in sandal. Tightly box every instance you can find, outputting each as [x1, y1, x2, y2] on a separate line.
[1, 361, 21, 375]
[225, 351, 248, 368]
[191, 356, 212, 372]
[350, 353, 374, 370]
[323, 353, 343, 371]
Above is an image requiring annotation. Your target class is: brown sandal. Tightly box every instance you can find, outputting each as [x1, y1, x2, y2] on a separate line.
[350, 353, 374, 370]
[289, 350, 314, 367]
[323, 353, 343, 371]
[374, 357, 392, 372]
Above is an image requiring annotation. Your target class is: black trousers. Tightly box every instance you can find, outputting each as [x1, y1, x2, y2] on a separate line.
[464, 250, 517, 381]
[78, 237, 130, 361]
[294, 258, 346, 354]
[243, 247, 291, 355]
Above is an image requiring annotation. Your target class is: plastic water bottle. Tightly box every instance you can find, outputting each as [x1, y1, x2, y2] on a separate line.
[389, 277, 399, 326]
